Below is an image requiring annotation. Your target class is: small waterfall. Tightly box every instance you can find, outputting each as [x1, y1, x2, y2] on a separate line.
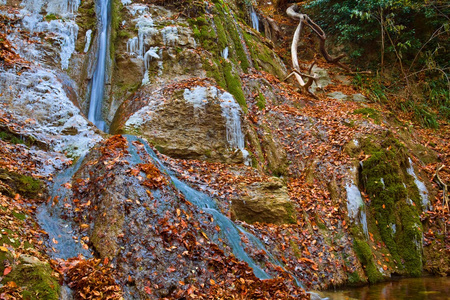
[36, 156, 92, 259]
[87, 0, 111, 132]
[125, 135, 305, 284]
[407, 158, 429, 210]
[346, 183, 369, 237]
[250, 7, 259, 32]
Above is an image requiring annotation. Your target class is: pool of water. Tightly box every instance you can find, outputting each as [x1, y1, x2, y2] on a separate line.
[316, 277, 450, 300]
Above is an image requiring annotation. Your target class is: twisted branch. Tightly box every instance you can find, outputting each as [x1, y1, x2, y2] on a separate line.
[286, 4, 351, 94]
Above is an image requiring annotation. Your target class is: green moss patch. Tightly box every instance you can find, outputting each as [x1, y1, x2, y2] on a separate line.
[3, 257, 60, 300]
[358, 132, 423, 276]
[0, 169, 42, 198]
[353, 107, 381, 123]
[353, 238, 384, 283]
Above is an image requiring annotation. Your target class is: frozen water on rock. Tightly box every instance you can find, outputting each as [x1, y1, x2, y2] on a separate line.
[161, 26, 178, 46]
[407, 158, 429, 209]
[83, 29, 92, 52]
[124, 100, 160, 129]
[144, 47, 159, 69]
[0, 67, 102, 156]
[346, 182, 369, 237]
[121, 0, 131, 6]
[183, 86, 208, 110]
[126, 37, 139, 55]
[222, 46, 229, 59]
[183, 86, 249, 163]
[219, 91, 245, 150]
[46, 0, 80, 16]
[127, 3, 148, 16]
[17, 0, 79, 69]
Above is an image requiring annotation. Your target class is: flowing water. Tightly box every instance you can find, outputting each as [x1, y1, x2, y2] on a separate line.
[87, 0, 111, 132]
[36, 156, 92, 259]
[125, 135, 274, 280]
[316, 276, 450, 300]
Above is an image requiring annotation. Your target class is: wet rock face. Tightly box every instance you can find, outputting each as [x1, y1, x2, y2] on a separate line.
[232, 177, 296, 224]
[114, 82, 247, 164]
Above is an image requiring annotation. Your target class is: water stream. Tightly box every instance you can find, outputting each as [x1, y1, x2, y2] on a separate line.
[36, 156, 92, 259]
[126, 135, 275, 280]
[316, 276, 450, 300]
[87, 0, 111, 132]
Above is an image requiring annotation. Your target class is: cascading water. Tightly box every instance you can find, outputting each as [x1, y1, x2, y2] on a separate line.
[125, 135, 305, 285]
[87, 0, 111, 132]
[36, 157, 92, 259]
[250, 7, 259, 32]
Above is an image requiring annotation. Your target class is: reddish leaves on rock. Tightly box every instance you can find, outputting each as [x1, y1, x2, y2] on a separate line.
[138, 162, 167, 189]
[64, 258, 123, 300]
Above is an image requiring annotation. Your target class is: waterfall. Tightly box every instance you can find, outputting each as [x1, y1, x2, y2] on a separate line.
[250, 7, 259, 32]
[407, 158, 429, 210]
[87, 0, 111, 132]
[346, 183, 369, 237]
[125, 135, 304, 283]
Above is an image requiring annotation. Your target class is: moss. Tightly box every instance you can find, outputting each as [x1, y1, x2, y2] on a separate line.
[353, 107, 381, 123]
[3, 259, 60, 299]
[283, 202, 297, 224]
[0, 131, 25, 145]
[44, 14, 58, 21]
[353, 238, 384, 283]
[256, 93, 266, 109]
[359, 132, 423, 275]
[223, 61, 247, 112]
[347, 270, 362, 284]
[110, 0, 123, 63]
[0, 169, 42, 198]
[289, 240, 301, 258]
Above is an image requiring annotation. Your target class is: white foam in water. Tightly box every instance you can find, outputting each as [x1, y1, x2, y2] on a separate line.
[0, 67, 102, 156]
[407, 158, 429, 209]
[346, 182, 369, 237]
[84, 29, 92, 52]
[121, 0, 131, 6]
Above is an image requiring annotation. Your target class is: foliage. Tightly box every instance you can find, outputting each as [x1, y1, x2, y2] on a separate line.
[306, 0, 449, 125]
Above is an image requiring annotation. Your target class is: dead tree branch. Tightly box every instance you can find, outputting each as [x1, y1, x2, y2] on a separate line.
[435, 165, 449, 210]
[286, 4, 351, 94]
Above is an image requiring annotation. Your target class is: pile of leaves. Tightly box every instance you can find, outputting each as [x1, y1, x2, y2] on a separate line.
[61, 258, 123, 300]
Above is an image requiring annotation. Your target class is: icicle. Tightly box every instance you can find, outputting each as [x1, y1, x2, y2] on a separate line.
[144, 47, 159, 70]
[161, 26, 178, 46]
[126, 37, 139, 55]
[222, 46, 229, 59]
[83, 29, 92, 53]
[219, 91, 245, 150]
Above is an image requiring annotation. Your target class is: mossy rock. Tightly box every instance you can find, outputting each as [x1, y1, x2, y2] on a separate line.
[358, 132, 424, 276]
[0, 169, 42, 198]
[353, 238, 384, 283]
[2, 256, 60, 300]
